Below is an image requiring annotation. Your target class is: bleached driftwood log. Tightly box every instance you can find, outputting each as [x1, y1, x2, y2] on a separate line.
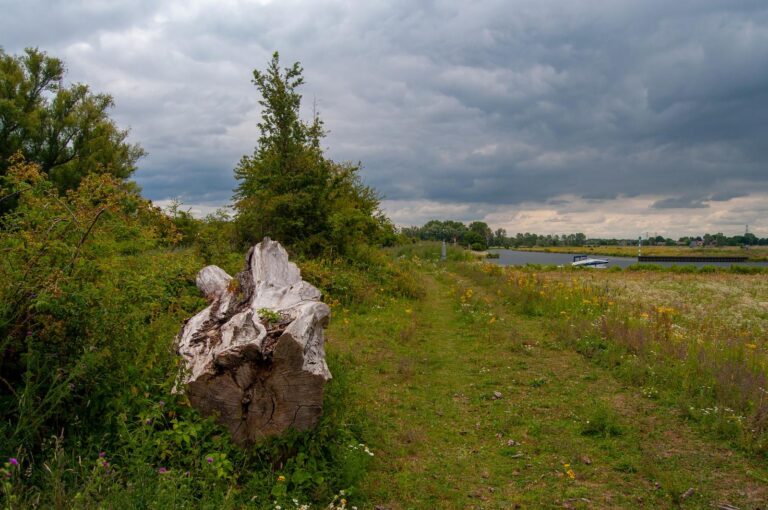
[175, 238, 331, 445]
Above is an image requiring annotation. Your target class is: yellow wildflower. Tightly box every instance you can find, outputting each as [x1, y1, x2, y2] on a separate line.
[405, 308, 413, 315]
[277, 475, 286, 482]
[746, 343, 758, 349]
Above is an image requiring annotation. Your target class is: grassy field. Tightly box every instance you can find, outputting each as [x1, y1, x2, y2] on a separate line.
[327, 253, 768, 509]
[5, 240, 766, 509]
[515, 245, 768, 261]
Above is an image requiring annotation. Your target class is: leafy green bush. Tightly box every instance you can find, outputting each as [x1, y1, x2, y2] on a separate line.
[300, 248, 423, 309]
[0, 157, 191, 453]
[729, 265, 766, 274]
[669, 264, 698, 273]
[389, 241, 472, 262]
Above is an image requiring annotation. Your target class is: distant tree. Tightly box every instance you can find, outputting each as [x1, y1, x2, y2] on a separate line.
[165, 199, 199, 245]
[493, 228, 507, 247]
[233, 52, 385, 257]
[0, 48, 145, 194]
[468, 221, 492, 247]
[463, 230, 485, 249]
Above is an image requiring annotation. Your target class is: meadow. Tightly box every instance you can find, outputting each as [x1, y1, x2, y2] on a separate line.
[3, 237, 768, 509]
[323, 244, 768, 508]
[459, 262, 768, 452]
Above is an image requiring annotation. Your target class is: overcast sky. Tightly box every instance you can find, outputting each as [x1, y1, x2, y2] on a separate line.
[3, 0, 767, 238]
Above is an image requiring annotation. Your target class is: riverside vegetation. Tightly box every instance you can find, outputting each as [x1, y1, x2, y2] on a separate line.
[2, 49, 768, 509]
[328, 243, 768, 508]
[516, 245, 768, 262]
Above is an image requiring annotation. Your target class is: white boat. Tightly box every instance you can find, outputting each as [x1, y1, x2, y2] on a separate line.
[571, 255, 608, 268]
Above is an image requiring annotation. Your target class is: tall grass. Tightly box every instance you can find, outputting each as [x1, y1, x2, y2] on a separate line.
[457, 262, 768, 455]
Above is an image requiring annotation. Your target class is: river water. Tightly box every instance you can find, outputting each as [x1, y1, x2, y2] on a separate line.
[487, 250, 768, 269]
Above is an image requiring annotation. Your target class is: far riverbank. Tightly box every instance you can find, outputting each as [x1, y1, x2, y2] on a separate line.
[488, 249, 768, 269]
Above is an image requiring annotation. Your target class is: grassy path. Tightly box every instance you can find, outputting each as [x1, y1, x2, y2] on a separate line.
[328, 266, 768, 509]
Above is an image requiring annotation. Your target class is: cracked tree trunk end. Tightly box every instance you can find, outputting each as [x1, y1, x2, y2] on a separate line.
[174, 238, 332, 446]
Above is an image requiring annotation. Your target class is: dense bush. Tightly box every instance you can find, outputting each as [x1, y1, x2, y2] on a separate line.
[389, 241, 472, 262]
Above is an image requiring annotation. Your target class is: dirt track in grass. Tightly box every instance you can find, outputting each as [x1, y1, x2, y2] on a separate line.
[328, 265, 768, 509]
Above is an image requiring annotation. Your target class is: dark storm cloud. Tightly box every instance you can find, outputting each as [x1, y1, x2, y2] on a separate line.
[2, 0, 768, 222]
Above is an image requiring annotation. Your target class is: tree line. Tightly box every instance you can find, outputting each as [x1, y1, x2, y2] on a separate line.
[401, 220, 587, 249]
[402, 219, 767, 250]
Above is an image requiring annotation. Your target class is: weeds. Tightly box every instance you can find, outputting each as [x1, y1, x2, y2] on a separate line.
[456, 261, 768, 455]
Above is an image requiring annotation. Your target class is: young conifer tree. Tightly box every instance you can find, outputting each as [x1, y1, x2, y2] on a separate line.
[234, 52, 388, 257]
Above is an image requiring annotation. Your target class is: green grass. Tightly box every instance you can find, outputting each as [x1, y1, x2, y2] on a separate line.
[5, 242, 768, 509]
[328, 260, 768, 509]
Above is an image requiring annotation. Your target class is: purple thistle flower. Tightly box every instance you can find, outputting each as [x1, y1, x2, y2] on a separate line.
[158, 401, 165, 407]
[8, 458, 18, 466]
[158, 467, 168, 474]
[99, 451, 106, 458]
[206, 457, 213, 463]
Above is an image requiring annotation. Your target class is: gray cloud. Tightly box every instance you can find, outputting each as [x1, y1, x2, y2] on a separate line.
[651, 196, 710, 209]
[2, 0, 767, 235]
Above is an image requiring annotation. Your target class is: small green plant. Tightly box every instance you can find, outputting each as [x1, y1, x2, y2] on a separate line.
[258, 308, 282, 324]
[581, 402, 624, 438]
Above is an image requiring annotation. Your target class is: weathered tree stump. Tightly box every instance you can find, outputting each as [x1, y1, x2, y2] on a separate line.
[174, 238, 331, 445]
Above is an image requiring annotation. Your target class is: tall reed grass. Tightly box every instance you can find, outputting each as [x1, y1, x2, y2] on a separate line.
[459, 262, 768, 455]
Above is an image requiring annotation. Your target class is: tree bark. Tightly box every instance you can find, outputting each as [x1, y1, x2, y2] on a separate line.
[175, 238, 331, 446]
